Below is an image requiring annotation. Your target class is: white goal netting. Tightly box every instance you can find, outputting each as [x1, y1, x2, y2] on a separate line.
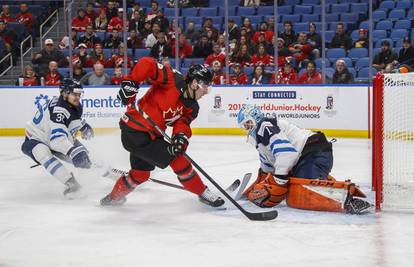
[382, 73, 414, 210]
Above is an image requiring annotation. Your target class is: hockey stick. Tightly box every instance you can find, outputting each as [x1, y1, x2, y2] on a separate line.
[133, 101, 278, 221]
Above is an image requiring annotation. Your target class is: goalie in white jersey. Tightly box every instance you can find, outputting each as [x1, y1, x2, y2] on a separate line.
[237, 105, 371, 214]
[21, 79, 94, 198]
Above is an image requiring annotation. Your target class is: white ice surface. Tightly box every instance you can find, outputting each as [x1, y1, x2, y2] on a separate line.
[0, 135, 413, 267]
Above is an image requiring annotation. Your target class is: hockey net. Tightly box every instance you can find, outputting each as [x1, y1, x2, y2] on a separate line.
[373, 72, 414, 211]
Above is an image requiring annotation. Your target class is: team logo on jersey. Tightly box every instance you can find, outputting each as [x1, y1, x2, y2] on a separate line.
[323, 94, 337, 117]
[163, 106, 183, 126]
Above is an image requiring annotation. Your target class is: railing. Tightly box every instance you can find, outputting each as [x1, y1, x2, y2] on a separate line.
[20, 35, 34, 73]
[0, 53, 13, 77]
[39, 9, 59, 49]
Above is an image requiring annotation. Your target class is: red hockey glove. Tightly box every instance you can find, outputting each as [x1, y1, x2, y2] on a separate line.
[168, 133, 189, 156]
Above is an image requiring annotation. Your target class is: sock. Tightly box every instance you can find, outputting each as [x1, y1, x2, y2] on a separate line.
[110, 169, 150, 200]
[170, 155, 206, 195]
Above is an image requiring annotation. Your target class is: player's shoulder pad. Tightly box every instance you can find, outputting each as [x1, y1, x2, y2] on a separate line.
[255, 117, 280, 146]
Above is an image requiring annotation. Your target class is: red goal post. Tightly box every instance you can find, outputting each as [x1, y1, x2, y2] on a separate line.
[372, 72, 414, 211]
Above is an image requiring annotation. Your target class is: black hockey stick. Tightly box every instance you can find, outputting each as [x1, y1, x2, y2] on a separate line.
[133, 101, 278, 221]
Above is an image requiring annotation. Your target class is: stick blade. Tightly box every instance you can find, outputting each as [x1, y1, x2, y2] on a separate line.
[246, 210, 278, 221]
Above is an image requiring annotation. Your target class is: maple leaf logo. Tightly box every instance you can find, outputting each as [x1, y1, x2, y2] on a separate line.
[163, 106, 183, 126]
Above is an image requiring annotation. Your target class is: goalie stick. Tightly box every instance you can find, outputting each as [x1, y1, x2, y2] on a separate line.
[133, 100, 278, 221]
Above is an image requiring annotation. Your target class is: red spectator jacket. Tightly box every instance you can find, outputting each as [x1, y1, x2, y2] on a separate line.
[270, 68, 298, 84]
[110, 54, 133, 68]
[205, 52, 226, 67]
[228, 73, 248, 85]
[171, 41, 193, 59]
[111, 75, 124, 85]
[0, 14, 16, 23]
[297, 71, 322, 84]
[122, 57, 199, 139]
[289, 43, 313, 62]
[252, 31, 274, 44]
[85, 10, 99, 21]
[251, 54, 274, 66]
[72, 16, 92, 32]
[20, 76, 39, 86]
[107, 17, 126, 32]
[44, 72, 62, 86]
[16, 12, 34, 32]
[212, 72, 225, 85]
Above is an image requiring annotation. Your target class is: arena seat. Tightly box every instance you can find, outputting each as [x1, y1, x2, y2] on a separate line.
[394, 20, 411, 30]
[355, 57, 370, 71]
[199, 8, 217, 17]
[331, 3, 350, 13]
[388, 9, 406, 21]
[301, 14, 320, 23]
[372, 10, 387, 21]
[348, 48, 368, 62]
[375, 20, 393, 31]
[326, 48, 346, 61]
[390, 29, 408, 41]
[294, 5, 313, 15]
[237, 7, 256, 16]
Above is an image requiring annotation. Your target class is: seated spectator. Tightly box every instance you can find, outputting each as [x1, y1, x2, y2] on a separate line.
[15, 3, 35, 34]
[198, 18, 219, 42]
[32, 39, 67, 76]
[85, 3, 99, 21]
[205, 43, 225, 67]
[267, 17, 275, 32]
[279, 21, 296, 47]
[227, 19, 241, 43]
[167, 20, 182, 43]
[78, 25, 101, 48]
[250, 65, 269, 85]
[330, 22, 352, 50]
[94, 11, 108, 32]
[16, 65, 40, 86]
[150, 11, 169, 33]
[289, 32, 313, 68]
[106, 1, 118, 20]
[150, 32, 170, 60]
[111, 67, 125, 85]
[59, 28, 78, 49]
[243, 0, 260, 7]
[270, 57, 298, 84]
[211, 60, 225, 85]
[0, 19, 18, 54]
[129, 10, 143, 33]
[72, 9, 92, 32]
[0, 5, 15, 23]
[147, 1, 160, 22]
[332, 59, 354, 84]
[185, 21, 198, 43]
[140, 21, 152, 39]
[252, 22, 274, 44]
[72, 65, 86, 81]
[104, 29, 122, 49]
[353, 29, 368, 49]
[234, 35, 255, 56]
[373, 40, 398, 72]
[110, 44, 134, 68]
[43, 61, 63, 86]
[396, 37, 414, 69]
[193, 35, 213, 59]
[145, 22, 162, 48]
[241, 17, 255, 40]
[251, 44, 273, 66]
[86, 43, 111, 67]
[69, 43, 89, 67]
[231, 44, 252, 67]
[253, 33, 270, 55]
[216, 34, 227, 53]
[170, 33, 192, 60]
[127, 30, 142, 49]
[80, 63, 111, 85]
[297, 61, 322, 84]
[275, 38, 292, 66]
[129, 3, 145, 21]
[228, 63, 248, 85]
[307, 22, 322, 59]
[108, 8, 126, 32]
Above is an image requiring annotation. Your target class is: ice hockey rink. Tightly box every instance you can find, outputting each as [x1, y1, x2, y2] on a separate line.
[0, 134, 413, 267]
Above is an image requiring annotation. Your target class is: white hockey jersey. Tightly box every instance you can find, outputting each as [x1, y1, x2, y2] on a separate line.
[25, 95, 84, 155]
[252, 117, 314, 176]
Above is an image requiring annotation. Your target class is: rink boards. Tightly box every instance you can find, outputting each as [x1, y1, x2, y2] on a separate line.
[0, 85, 370, 138]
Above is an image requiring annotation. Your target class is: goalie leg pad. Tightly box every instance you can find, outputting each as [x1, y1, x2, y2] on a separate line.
[247, 174, 288, 208]
[170, 155, 206, 195]
[286, 177, 365, 213]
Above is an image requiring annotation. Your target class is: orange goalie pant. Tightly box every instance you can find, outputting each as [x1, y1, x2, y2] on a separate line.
[286, 176, 366, 213]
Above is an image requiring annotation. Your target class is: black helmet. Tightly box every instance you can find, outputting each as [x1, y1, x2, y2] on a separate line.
[59, 78, 84, 94]
[187, 64, 213, 85]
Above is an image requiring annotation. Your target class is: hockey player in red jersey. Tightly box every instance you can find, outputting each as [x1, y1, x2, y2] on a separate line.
[101, 57, 225, 207]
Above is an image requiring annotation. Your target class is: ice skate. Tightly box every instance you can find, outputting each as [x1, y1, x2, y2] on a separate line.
[63, 177, 82, 199]
[345, 195, 373, 215]
[198, 187, 225, 207]
[100, 193, 127, 206]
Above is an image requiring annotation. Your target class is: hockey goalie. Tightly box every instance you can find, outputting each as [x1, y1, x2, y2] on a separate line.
[237, 105, 372, 214]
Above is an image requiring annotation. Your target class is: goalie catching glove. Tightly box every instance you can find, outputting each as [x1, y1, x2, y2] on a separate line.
[247, 172, 289, 208]
[117, 80, 140, 105]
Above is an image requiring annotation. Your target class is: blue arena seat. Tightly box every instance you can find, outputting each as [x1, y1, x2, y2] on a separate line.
[374, 39, 393, 48]
[285, 0, 301, 5]
[257, 6, 274, 15]
[301, 14, 320, 23]
[207, 16, 223, 25]
[294, 5, 313, 15]
[327, 48, 346, 61]
[350, 30, 359, 41]
[358, 67, 377, 79]
[324, 31, 335, 43]
[375, 20, 393, 31]
[163, 8, 176, 17]
[390, 29, 408, 41]
[302, 0, 320, 5]
[394, 20, 411, 30]
[182, 8, 199, 17]
[102, 49, 112, 58]
[209, 0, 222, 7]
[7, 23, 28, 39]
[324, 68, 335, 79]
[331, 3, 350, 13]
[314, 58, 330, 69]
[278, 6, 293, 15]
[237, 7, 256, 16]
[351, 3, 369, 14]
[407, 9, 414, 19]
[199, 7, 217, 17]
[218, 7, 237, 16]
[228, 16, 242, 26]
[348, 48, 368, 61]
[348, 68, 356, 78]
[355, 57, 370, 70]
[372, 30, 387, 41]
[388, 9, 406, 21]
[396, 0, 412, 9]
[340, 13, 359, 23]
[379, 1, 395, 11]
[372, 10, 387, 21]
[325, 13, 339, 23]
[282, 14, 301, 23]
[359, 21, 369, 30]
[133, 49, 150, 60]
[186, 16, 202, 25]
[293, 23, 309, 33]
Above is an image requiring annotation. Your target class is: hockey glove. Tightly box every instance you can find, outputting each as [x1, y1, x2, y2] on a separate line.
[79, 120, 94, 140]
[68, 145, 91, 169]
[117, 80, 140, 105]
[168, 133, 189, 156]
